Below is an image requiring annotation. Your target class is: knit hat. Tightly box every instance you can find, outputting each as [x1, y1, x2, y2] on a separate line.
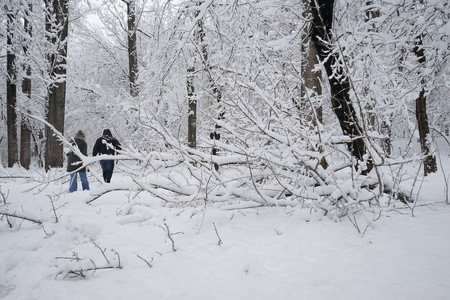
[103, 129, 112, 136]
[75, 130, 86, 140]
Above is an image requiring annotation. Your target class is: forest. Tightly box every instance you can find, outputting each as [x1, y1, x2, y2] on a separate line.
[1, 0, 449, 210]
[0, 1, 449, 298]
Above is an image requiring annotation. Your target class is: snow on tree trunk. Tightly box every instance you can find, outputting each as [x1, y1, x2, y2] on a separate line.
[6, 4, 18, 168]
[20, 3, 33, 170]
[415, 88, 437, 176]
[301, 0, 323, 126]
[187, 66, 196, 149]
[44, 0, 69, 170]
[414, 35, 437, 176]
[127, 0, 139, 97]
[194, 2, 223, 171]
[309, 0, 371, 173]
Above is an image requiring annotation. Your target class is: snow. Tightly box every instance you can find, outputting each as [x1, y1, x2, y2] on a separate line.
[1, 159, 450, 300]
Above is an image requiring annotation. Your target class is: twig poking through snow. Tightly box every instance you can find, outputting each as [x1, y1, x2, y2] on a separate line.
[48, 195, 62, 223]
[274, 229, 283, 236]
[213, 222, 223, 245]
[162, 223, 177, 252]
[0, 189, 8, 205]
[93, 242, 110, 264]
[112, 249, 121, 268]
[137, 254, 153, 268]
[55, 252, 82, 262]
[56, 248, 122, 280]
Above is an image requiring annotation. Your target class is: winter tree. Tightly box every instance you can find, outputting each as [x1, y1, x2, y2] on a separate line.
[20, 1, 33, 169]
[124, 0, 139, 97]
[5, 2, 18, 167]
[44, 0, 69, 170]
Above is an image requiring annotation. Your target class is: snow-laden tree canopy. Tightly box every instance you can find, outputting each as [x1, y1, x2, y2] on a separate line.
[0, 0, 449, 217]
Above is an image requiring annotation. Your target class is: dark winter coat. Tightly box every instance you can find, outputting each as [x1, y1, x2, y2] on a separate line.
[92, 130, 121, 157]
[67, 138, 88, 172]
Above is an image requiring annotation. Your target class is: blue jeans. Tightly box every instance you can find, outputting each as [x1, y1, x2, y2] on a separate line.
[69, 172, 90, 193]
[100, 160, 115, 183]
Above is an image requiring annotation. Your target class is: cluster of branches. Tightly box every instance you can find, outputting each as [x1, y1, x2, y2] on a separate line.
[1, 0, 448, 218]
[1, 0, 73, 170]
[84, 0, 446, 216]
[55, 243, 122, 279]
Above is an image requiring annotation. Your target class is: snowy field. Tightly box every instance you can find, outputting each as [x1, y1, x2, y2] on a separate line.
[1, 151, 450, 300]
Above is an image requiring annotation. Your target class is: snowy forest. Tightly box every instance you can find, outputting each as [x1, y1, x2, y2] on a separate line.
[0, 0, 449, 299]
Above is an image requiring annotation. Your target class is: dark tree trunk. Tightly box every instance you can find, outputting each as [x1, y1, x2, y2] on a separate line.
[415, 89, 436, 175]
[127, 0, 139, 97]
[414, 35, 437, 176]
[44, 0, 69, 171]
[187, 66, 196, 149]
[20, 3, 33, 170]
[194, 2, 223, 171]
[309, 0, 370, 172]
[20, 119, 31, 169]
[6, 5, 18, 168]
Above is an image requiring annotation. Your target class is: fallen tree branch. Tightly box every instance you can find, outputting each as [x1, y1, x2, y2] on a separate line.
[0, 212, 42, 225]
[56, 248, 122, 280]
[86, 188, 140, 204]
[61, 265, 122, 279]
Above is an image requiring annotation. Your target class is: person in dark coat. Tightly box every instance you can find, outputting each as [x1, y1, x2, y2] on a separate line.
[93, 129, 121, 183]
[67, 130, 90, 192]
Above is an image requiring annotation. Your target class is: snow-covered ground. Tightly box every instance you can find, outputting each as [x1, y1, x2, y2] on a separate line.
[1, 149, 450, 300]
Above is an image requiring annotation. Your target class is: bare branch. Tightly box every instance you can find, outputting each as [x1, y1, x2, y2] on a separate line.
[0, 212, 42, 225]
[137, 254, 153, 268]
[213, 222, 223, 246]
[112, 249, 121, 268]
[93, 242, 110, 264]
[161, 223, 177, 252]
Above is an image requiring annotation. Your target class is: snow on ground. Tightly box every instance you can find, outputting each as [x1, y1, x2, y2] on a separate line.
[1, 150, 450, 300]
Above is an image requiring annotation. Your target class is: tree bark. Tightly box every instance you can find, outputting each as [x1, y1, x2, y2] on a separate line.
[6, 4, 18, 168]
[187, 66, 196, 149]
[301, 0, 323, 125]
[20, 3, 33, 170]
[309, 0, 370, 172]
[194, 2, 223, 170]
[414, 35, 437, 176]
[44, 0, 69, 171]
[301, 0, 327, 169]
[127, 0, 139, 97]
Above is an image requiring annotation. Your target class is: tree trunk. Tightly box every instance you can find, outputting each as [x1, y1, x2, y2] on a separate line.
[301, 0, 327, 169]
[20, 119, 31, 169]
[127, 0, 139, 97]
[20, 3, 33, 170]
[301, 0, 323, 125]
[364, 1, 392, 156]
[415, 89, 436, 175]
[194, 2, 223, 171]
[187, 66, 196, 149]
[309, 0, 370, 172]
[414, 35, 437, 175]
[44, 0, 69, 171]
[6, 4, 18, 168]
